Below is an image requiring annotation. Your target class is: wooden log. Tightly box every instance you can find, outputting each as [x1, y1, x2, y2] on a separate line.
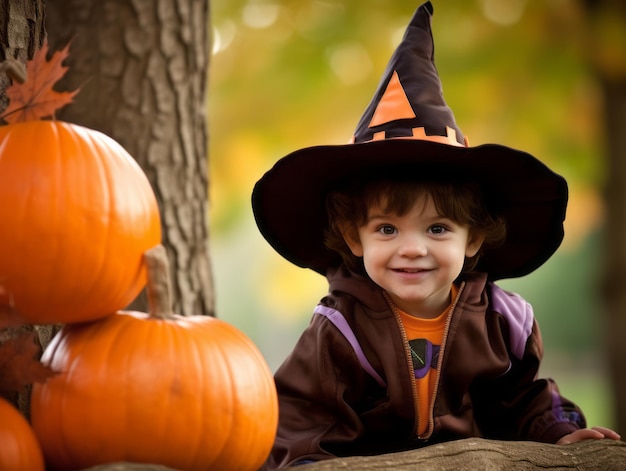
[79, 438, 626, 470]
[302, 438, 626, 471]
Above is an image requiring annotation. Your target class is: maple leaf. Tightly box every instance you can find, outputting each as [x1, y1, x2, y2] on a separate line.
[0, 331, 56, 399]
[1, 38, 79, 124]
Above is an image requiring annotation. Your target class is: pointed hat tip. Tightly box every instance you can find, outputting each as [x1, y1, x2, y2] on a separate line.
[352, 1, 464, 146]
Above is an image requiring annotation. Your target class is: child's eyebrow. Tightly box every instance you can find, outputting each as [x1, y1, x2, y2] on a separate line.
[365, 211, 393, 223]
[365, 211, 458, 225]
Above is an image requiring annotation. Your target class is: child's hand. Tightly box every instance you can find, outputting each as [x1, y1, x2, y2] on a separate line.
[557, 426, 621, 445]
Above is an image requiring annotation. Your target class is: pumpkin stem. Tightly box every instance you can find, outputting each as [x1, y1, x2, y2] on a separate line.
[144, 245, 175, 320]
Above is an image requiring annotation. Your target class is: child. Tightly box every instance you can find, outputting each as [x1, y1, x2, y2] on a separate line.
[252, 2, 620, 468]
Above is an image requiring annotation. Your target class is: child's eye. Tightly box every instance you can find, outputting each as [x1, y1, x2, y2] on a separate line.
[377, 224, 397, 235]
[429, 224, 448, 235]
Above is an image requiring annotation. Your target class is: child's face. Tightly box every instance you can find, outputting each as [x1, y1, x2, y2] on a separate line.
[343, 194, 483, 318]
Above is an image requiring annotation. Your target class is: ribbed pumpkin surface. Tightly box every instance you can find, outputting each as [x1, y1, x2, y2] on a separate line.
[31, 311, 278, 471]
[0, 121, 161, 323]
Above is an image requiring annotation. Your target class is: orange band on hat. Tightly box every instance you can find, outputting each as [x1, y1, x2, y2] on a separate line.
[411, 126, 464, 146]
[352, 126, 467, 147]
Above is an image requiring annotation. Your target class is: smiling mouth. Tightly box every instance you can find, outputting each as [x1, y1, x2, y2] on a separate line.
[393, 268, 430, 273]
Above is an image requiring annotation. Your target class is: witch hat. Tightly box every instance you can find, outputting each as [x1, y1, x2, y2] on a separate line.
[252, 1, 568, 280]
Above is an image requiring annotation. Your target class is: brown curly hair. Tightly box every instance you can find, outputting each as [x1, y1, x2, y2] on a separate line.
[324, 179, 506, 276]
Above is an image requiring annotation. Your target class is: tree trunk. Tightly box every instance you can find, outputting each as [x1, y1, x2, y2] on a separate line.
[44, 0, 214, 317]
[580, 0, 626, 436]
[602, 76, 626, 437]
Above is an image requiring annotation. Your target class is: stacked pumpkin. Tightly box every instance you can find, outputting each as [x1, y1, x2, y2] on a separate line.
[0, 44, 278, 471]
[0, 396, 46, 471]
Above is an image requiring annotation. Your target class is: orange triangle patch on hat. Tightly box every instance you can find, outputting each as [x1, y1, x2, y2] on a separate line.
[369, 71, 416, 128]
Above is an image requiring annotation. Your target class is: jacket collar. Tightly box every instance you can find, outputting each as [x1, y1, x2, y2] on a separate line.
[326, 265, 489, 316]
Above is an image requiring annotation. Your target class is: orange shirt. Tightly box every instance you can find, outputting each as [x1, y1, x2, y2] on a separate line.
[395, 285, 457, 436]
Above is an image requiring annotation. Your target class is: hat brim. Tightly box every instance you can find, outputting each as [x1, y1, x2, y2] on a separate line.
[252, 139, 567, 280]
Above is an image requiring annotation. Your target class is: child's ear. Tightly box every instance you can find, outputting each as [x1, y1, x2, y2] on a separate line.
[465, 232, 485, 258]
[341, 225, 363, 257]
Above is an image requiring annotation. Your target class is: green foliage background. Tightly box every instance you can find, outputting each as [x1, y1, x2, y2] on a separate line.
[209, 0, 613, 427]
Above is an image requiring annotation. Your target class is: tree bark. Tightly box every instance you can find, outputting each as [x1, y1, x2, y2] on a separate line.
[0, 0, 44, 63]
[44, 0, 214, 317]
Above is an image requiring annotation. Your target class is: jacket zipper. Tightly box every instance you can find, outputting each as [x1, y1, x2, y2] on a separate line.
[422, 281, 464, 439]
[383, 290, 421, 438]
[383, 282, 465, 440]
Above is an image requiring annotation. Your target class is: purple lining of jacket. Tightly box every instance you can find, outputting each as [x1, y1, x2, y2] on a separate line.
[314, 304, 387, 388]
[489, 285, 534, 361]
[314, 282, 531, 385]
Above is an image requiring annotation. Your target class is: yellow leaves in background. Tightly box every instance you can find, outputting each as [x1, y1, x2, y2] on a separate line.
[585, 4, 626, 80]
[209, 130, 275, 230]
[563, 184, 604, 251]
[261, 257, 326, 322]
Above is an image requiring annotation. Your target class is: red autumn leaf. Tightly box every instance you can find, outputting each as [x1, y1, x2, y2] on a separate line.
[0, 332, 56, 398]
[1, 38, 78, 124]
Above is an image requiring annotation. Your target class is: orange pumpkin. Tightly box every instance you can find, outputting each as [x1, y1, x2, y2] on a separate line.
[31, 245, 278, 471]
[0, 396, 45, 471]
[0, 120, 161, 324]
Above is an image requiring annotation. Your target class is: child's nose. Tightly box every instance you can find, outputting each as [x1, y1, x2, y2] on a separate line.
[398, 234, 427, 257]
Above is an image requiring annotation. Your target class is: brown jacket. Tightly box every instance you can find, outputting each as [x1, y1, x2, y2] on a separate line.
[262, 267, 584, 469]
